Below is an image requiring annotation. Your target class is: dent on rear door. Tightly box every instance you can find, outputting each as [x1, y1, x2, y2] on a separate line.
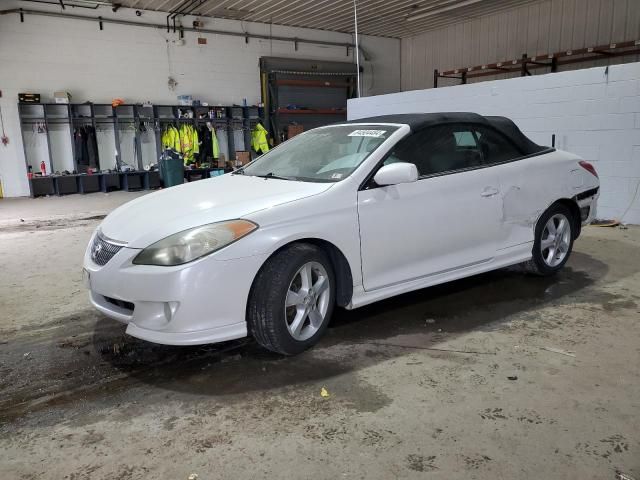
[496, 154, 561, 248]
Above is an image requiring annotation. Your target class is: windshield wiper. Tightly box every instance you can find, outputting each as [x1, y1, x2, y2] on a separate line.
[255, 172, 292, 180]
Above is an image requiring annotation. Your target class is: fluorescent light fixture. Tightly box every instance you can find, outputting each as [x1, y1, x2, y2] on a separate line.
[210, 7, 254, 19]
[65, 0, 114, 4]
[39, 0, 114, 5]
[406, 0, 485, 22]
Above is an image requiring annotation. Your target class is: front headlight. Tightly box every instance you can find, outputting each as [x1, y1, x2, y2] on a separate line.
[133, 219, 258, 266]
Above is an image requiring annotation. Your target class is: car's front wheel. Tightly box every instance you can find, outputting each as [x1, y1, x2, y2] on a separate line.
[522, 203, 575, 275]
[247, 243, 335, 355]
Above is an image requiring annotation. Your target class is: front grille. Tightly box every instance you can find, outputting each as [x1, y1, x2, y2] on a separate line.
[91, 234, 123, 266]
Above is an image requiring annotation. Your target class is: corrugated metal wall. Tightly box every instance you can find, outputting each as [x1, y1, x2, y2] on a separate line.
[401, 0, 640, 91]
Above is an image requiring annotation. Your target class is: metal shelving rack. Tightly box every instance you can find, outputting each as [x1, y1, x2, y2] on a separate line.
[265, 74, 354, 144]
[259, 57, 358, 145]
[18, 102, 265, 197]
[434, 38, 640, 87]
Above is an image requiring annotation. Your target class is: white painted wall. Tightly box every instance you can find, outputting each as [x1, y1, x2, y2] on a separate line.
[349, 62, 640, 224]
[0, 1, 400, 197]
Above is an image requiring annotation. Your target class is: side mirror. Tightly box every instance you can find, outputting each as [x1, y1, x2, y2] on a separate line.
[373, 162, 419, 186]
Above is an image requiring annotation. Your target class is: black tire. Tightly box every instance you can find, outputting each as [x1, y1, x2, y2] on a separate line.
[247, 243, 335, 355]
[522, 203, 576, 276]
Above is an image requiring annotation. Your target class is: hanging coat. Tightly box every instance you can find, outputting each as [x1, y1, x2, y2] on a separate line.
[197, 125, 220, 163]
[251, 123, 270, 154]
[180, 124, 199, 164]
[179, 124, 190, 154]
[74, 127, 89, 168]
[211, 129, 220, 159]
[161, 127, 170, 149]
[192, 126, 199, 156]
[86, 126, 99, 169]
[172, 125, 181, 152]
[161, 125, 180, 152]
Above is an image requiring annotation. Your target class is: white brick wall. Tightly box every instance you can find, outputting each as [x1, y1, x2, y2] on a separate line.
[0, 1, 400, 198]
[348, 62, 640, 224]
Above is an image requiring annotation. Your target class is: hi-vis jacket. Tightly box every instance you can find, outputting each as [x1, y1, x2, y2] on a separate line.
[161, 125, 180, 152]
[212, 132, 220, 159]
[251, 123, 270, 154]
[179, 124, 199, 163]
[161, 124, 199, 164]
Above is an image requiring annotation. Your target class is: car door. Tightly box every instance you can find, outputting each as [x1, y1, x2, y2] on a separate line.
[357, 124, 504, 292]
[472, 125, 537, 249]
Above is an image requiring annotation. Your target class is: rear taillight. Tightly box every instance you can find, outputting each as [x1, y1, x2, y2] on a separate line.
[579, 160, 598, 178]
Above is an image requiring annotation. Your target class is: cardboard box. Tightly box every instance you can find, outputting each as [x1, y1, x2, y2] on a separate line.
[287, 124, 304, 139]
[216, 154, 226, 169]
[54, 91, 72, 104]
[234, 151, 250, 167]
[177, 95, 193, 106]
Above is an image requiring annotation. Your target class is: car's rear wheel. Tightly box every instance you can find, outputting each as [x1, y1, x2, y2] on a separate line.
[247, 243, 335, 355]
[522, 203, 575, 276]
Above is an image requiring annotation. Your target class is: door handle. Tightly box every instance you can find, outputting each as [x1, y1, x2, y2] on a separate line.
[481, 187, 500, 197]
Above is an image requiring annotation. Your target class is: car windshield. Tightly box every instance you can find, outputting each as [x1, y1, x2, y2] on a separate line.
[239, 125, 398, 182]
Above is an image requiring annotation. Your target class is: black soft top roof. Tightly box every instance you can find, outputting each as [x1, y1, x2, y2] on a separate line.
[345, 112, 546, 155]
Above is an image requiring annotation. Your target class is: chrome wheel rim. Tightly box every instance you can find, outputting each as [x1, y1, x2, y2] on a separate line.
[540, 213, 571, 267]
[285, 261, 330, 341]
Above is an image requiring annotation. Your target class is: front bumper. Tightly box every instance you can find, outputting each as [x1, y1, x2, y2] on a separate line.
[83, 239, 268, 346]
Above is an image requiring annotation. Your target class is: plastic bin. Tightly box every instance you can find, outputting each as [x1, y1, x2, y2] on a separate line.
[148, 171, 161, 189]
[160, 156, 184, 188]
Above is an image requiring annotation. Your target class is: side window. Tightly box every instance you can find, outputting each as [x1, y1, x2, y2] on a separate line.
[453, 131, 477, 147]
[474, 126, 523, 164]
[384, 125, 484, 176]
[382, 129, 430, 168]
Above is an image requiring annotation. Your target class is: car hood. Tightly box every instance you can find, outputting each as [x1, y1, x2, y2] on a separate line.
[100, 174, 333, 248]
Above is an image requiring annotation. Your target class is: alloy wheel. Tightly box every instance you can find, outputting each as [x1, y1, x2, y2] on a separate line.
[284, 261, 331, 341]
[540, 213, 571, 267]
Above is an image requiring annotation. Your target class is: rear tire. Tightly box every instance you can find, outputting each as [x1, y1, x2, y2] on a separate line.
[247, 243, 335, 355]
[522, 203, 575, 276]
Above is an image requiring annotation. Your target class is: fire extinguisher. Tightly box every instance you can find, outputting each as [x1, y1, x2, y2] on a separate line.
[40, 161, 46, 176]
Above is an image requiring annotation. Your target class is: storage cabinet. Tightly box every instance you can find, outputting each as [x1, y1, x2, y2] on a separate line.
[19, 102, 265, 197]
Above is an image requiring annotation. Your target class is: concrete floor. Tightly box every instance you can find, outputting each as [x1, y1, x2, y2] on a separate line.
[0, 193, 639, 480]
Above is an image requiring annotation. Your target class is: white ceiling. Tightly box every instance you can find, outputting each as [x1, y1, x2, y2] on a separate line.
[115, 0, 539, 38]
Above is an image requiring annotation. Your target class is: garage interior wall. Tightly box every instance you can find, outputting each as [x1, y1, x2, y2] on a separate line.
[349, 62, 640, 224]
[0, 1, 401, 198]
[401, 0, 640, 91]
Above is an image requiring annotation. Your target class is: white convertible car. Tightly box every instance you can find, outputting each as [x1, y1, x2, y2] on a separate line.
[84, 113, 599, 355]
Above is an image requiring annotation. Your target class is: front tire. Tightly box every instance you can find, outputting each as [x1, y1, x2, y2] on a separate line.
[522, 203, 575, 276]
[247, 243, 335, 355]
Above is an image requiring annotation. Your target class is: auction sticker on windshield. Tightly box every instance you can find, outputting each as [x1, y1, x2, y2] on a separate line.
[348, 130, 387, 138]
